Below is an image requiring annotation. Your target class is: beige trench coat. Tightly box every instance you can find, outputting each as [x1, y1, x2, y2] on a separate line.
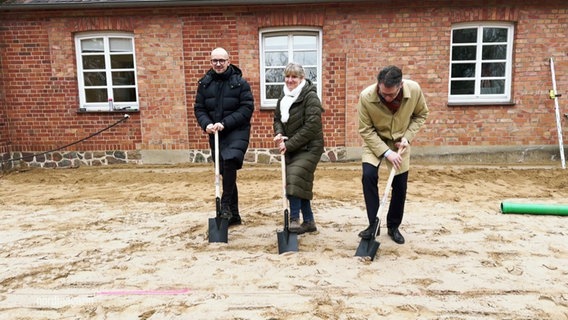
[356, 79, 429, 174]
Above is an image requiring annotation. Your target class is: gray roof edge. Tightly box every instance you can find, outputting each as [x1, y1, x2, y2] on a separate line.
[0, 0, 370, 11]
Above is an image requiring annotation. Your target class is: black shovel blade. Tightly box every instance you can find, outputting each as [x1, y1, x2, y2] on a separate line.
[208, 217, 229, 243]
[277, 229, 298, 254]
[277, 209, 298, 254]
[355, 238, 380, 260]
[355, 217, 380, 260]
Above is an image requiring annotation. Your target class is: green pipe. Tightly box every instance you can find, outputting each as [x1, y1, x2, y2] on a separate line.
[501, 201, 568, 216]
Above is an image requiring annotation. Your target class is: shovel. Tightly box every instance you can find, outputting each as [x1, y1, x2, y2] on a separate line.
[355, 147, 404, 260]
[208, 131, 229, 243]
[277, 152, 298, 254]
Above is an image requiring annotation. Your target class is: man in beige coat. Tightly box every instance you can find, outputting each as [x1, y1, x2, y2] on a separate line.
[356, 65, 429, 244]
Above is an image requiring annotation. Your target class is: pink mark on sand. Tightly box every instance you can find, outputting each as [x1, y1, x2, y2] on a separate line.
[97, 288, 190, 296]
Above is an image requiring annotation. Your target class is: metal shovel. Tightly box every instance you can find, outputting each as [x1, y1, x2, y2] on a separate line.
[208, 131, 229, 243]
[355, 148, 404, 260]
[354, 216, 381, 260]
[277, 152, 298, 254]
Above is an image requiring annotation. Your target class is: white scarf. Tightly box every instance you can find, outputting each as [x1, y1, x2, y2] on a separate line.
[280, 79, 306, 123]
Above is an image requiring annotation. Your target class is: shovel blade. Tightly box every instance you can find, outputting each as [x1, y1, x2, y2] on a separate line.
[355, 238, 380, 260]
[355, 217, 380, 260]
[277, 230, 298, 254]
[208, 217, 229, 243]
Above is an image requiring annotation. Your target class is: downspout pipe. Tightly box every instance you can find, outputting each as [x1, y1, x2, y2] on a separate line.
[501, 201, 568, 216]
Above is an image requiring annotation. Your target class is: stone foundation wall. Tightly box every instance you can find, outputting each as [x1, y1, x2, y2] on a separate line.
[2, 145, 564, 172]
[1, 150, 143, 171]
[0, 147, 347, 171]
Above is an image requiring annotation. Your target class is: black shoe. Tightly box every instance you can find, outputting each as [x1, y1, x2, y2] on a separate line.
[358, 225, 378, 239]
[219, 206, 232, 220]
[228, 214, 241, 226]
[228, 201, 240, 226]
[388, 227, 405, 244]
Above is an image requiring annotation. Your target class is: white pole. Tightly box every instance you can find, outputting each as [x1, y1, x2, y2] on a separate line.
[550, 57, 566, 169]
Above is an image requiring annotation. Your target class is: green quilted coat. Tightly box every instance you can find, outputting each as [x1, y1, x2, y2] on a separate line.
[273, 79, 324, 200]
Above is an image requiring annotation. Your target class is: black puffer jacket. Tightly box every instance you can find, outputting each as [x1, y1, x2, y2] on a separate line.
[194, 65, 254, 169]
[274, 79, 324, 200]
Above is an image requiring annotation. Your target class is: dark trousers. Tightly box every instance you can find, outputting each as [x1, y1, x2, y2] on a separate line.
[220, 159, 239, 214]
[288, 195, 315, 222]
[362, 162, 408, 228]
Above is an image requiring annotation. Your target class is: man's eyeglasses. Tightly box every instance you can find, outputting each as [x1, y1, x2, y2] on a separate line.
[379, 85, 401, 99]
[211, 59, 228, 65]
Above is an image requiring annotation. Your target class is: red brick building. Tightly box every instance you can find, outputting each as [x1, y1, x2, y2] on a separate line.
[0, 0, 566, 169]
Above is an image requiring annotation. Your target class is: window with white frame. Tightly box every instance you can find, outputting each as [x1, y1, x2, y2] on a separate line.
[448, 23, 514, 105]
[75, 32, 139, 112]
[259, 28, 322, 109]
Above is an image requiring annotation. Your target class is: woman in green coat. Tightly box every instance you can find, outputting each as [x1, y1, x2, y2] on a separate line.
[273, 62, 324, 234]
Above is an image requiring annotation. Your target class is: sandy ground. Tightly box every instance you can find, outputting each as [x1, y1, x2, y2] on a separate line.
[0, 161, 567, 320]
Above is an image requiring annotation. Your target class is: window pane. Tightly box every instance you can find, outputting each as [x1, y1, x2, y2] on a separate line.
[83, 71, 107, 86]
[265, 36, 287, 50]
[293, 35, 316, 49]
[113, 88, 137, 102]
[265, 68, 285, 83]
[77, 33, 139, 109]
[265, 51, 288, 66]
[451, 63, 476, 78]
[452, 46, 476, 60]
[261, 30, 320, 107]
[293, 51, 317, 65]
[452, 28, 477, 43]
[483, 28, 508, 43]
[111, 54, 134, 69]
[112, 71, 135, 86]
[82, 55, 105, 69]
[482, 45, 507, 60]
[449, 24, 512, 102]
[85, 88, 108, 102]
[305, 67, 317, 82]
[480, 79, 505, 94]
[450, 80, 475, 95]
[110, 38, 132, 52]
[481, 62, 505, 77]
[266, 85, 283, 99]
[81, 38, 104, 52]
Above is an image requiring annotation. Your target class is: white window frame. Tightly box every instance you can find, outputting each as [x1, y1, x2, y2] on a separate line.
[259, 27, 322, 109]
[448, 22, 514, 105]
[75, 32, 139, 112]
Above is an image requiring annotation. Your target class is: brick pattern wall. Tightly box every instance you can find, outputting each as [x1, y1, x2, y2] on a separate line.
[0, 1, 566, 168]
[1, 15, 142, 154]
[0, 55, 8, 156]
[183, 11, 240, 150]
[134, 16, 189, 151]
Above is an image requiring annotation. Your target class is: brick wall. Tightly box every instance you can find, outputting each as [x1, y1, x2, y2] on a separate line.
[0, 1, 566, 168]
[1, 16, 142, 153]
[0, 47, 8, 158]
